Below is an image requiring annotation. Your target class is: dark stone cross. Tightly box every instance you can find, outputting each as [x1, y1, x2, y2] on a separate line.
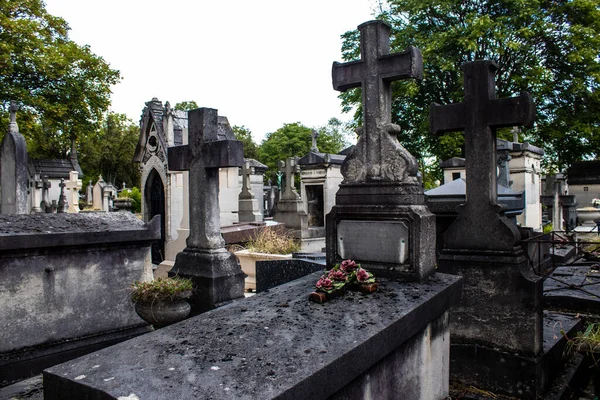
[430, 60, 535, 251]
[310, 129, 319, 152]
[57, 178, 67, 213]
[279, 156, 300, 201]
[167, 108, 246, 313]
[332, 20, 422, 183]
[41, 175, 52, 212]
[239, 160, 254, 200]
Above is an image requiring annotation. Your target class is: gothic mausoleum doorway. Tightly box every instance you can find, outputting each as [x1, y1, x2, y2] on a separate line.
[145, 169, 165, 265]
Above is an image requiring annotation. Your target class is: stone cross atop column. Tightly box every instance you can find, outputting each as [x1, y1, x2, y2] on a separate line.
[332, 20, 423, 183]
[167, 108, 245, 313]
[0, 101, 30, 214]
[280, 157, 300, 201]
[65, 171, 82, 213]
[41, 176, 52, 212]
[239, 161, 255, 200]
[57, 178, 68, 213]
[430, 60, 535, 251]
[310, 129, 320, 152]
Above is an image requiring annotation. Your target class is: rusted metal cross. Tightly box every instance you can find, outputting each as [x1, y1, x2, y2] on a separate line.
[430, 61, 535, 251]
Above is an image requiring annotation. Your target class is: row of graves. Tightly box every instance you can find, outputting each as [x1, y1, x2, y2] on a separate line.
[32, 20, 590, 400]
[4, 19, 600, 399]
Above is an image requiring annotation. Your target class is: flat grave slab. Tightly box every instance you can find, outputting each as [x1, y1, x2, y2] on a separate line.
[545, 264, 600, 314]
[44, 272, 461, 400]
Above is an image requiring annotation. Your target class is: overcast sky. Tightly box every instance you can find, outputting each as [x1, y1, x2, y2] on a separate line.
[43, 0, 378, 142]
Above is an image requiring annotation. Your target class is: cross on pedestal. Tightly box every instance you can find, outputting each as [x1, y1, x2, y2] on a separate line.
[168, 108, 245, 313]
[41, 176, 52, 212]
[430, 60, 535, 251]
[65, 171, 82, 213]
[239, 160, 255, 200]
[310, 130, 320, 152]
[57, 178, 68, 213]
[332, 20, 422, 183]
[279, 157, 300, 201]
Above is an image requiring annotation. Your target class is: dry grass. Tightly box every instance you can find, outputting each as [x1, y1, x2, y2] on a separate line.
[245, 227, 300, 254]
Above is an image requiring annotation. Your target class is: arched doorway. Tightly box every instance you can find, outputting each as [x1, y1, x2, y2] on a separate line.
[145, 169, 165, 265]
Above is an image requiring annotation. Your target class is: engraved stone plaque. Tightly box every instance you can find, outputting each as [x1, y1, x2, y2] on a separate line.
[337, 220, 409, 264]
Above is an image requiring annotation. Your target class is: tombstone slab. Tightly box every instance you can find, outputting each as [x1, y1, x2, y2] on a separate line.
[273, 157, 308, 232]
[238, 160, 262, 222]
[168, 108, 245, 314]
[0, 102, 29, 214]
[326, 20, 435, 281]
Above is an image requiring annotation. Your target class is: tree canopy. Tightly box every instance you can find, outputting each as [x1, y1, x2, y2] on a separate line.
[233, 125, 259, 160]
[339, 0, 600, 172]
[0, 0, 121, 150]
[258, 122, 347, 182]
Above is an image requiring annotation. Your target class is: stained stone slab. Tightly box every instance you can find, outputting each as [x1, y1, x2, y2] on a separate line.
[337, 220, 409, 264]
[43, 272, 462, 400]
[255, 258, 325, 293]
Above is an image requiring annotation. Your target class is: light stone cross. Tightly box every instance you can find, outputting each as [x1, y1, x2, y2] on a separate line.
[332, 20, 423, 183]
[239, 161, 255, 200]
[430, 60, 535, 251]
[65, 171, 82, 213]
[279, 157, 300, 201]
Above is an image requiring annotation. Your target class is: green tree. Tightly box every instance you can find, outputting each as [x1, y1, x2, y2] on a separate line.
[78, 112, 140, 188]
[316, 117, 355, 152]
[173, 100, 199, 111]
[0, 0, 121, 153]
[258, 122, 344, 182]
[339, 0, 600, 172]
[233, 125, 259, 159]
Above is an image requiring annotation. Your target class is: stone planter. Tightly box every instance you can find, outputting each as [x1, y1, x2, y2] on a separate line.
[577, 207, 600, 226]
[233, 250, 293, 292]
[134, 298, 191, 328]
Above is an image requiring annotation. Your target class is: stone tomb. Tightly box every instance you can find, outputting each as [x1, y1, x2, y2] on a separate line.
[273, 156, 309, 233]
[0, 102, 29, 214]
[43, 272, 462, 400]
[327, 20, 435, 281]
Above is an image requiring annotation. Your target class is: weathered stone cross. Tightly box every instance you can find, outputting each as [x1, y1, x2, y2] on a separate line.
[239, 160, 255, 200]
[332, 20, 422, 183]
[65, 171, 82, 213]
[310, 129, 319, 152]
[279, 156, 300, 201]
[41, 175, 52, 212]
[168, 108, 245, 313]
[57, 178, 67, 213]
[430, 60, 535, 251]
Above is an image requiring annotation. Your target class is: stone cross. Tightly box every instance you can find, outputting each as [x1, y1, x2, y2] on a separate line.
[167, 108, 245, 313]
[57, 178, 68, 213]
[65, 171, 82, 213]
[310, 129, 320, 152]
[430, 60, 535, 251]
[239, 160, 255, 200]
[332, 20, 422, 183]
[279, 157, 300, 201]
[0, 101, 29, 214]
[86, 182, 93, 205]
[30, 176, 43, 213]
[41, 175, 52, 212]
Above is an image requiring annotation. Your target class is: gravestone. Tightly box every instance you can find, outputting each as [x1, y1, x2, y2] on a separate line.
[92, 175, 106, 211]
[238, 160, 262, 222]
[57, 178, 68, 213]
[0, 102, 29, 215]
[273, 156, 308, 232]
[41, 176, 52, 213]
[65, 171, 82, 213]
[430, 60, 551, 397]
[168, 107, 246, 314]
[86, 182, 93, 206]
[327, 20, 434, 281]
[30, 175, 43, 213]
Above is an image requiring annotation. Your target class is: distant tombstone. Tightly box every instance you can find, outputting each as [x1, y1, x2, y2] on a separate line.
[238, 160, 262, 222]
[167, 107, 245, 314]
[93, 175, 106, 210]
[86, 182, 93, 206]
[327, 20, 433, 281]
[104, 184, 117, 212]
[496, 139, 513, 188]
[0, 102, 29, 214]
[273, 157, 308, 232]
[57, 178, 68, 213]
[30, 175, 43, 213]
[41, 176, 52, 213]
[65, 171, 82, 213]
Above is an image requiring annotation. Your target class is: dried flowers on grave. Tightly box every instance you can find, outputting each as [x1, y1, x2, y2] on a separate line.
[592, 198, 600, 207]
[309, 260, 377, 303]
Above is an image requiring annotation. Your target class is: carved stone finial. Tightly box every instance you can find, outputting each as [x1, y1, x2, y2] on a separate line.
[9, 101, 18, 123]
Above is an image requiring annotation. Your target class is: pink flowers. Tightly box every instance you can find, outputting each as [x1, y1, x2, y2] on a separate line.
[311, 259, 376, 299]
[340, 259, 358, 273]
[316, 277, 333, 291]
[356, 268, 372, 283]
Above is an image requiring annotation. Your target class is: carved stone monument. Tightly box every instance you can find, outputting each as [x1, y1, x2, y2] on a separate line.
[326, 20, 434, 281]
[65, 171, 82, 213]
[430, 60, 550, 397]
[41, 176, 52, 213]
[168, 107, 246, 314]
[238, 160, 262, 222]
[0, 102, 29, 214]
[273, 156, 308, 232]
[57, 178, 68, 213]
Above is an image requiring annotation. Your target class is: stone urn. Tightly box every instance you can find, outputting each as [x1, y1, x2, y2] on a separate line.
[576, 207, 600, 226]
[134, 295, 191, 328]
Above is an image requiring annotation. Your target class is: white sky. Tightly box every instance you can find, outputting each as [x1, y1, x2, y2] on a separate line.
[44, 0, 378, 143]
